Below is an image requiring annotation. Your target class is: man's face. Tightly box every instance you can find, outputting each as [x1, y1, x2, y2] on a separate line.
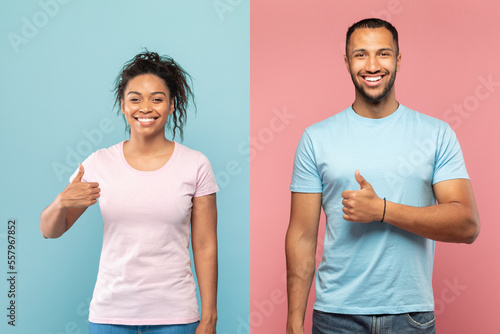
[344, 27, 401, 103]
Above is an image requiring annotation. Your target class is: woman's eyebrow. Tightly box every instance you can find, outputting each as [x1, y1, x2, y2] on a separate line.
[151, 92, 167, 96]
[126, 91, 167, 96]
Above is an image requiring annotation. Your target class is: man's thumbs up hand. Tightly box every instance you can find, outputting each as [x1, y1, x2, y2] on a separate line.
[341, 170, 384, 223]
[354, 170, 372, 190]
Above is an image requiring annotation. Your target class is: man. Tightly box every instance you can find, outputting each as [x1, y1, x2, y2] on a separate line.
[285, 18, 480, 334]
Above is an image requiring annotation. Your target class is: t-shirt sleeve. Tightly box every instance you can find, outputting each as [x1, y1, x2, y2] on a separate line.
[432, 124, 469, 185]
[290, 130, 323, 193]
[194, 153, 219, 197]
[68, 153, 97, 184]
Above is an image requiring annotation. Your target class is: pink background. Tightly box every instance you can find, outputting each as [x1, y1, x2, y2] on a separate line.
[251, 0, 500, 333]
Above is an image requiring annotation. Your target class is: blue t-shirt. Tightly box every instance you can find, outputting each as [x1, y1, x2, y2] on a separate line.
[290, 104, 469, 314]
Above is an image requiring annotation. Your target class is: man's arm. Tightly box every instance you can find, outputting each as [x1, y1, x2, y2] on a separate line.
[385, 178, 479, 243]
[342, 171, 480, 244]
[285, 192, 322, 334]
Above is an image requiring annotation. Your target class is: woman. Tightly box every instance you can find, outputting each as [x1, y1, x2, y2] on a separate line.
[40, 51, 218, 334]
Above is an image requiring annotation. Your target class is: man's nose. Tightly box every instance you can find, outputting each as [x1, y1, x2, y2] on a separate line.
[365, 56, 381, 73]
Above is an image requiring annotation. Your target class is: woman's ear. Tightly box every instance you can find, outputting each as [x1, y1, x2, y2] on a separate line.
[169, 99, 175, 115]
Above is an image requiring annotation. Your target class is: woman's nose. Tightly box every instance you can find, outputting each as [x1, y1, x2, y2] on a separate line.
[139, 104, 152, 113]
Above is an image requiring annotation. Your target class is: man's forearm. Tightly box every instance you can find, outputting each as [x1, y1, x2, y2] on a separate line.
[342, 176, 479, 243]
[384, 200, 479, 243]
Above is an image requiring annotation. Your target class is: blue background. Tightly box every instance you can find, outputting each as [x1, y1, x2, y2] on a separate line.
[0, 0, 249, 333]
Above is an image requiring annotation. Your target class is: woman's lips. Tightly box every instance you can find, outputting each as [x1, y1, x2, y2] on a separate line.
[134, 117, 158, 126]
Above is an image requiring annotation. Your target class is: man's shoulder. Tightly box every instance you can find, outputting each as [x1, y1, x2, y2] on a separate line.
[304, 108, 350, 134]
[401, 105, 450, 129]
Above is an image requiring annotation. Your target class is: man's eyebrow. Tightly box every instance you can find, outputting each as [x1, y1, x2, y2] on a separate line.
[351, 48, 367, 54]
[351, 48, 394, 54]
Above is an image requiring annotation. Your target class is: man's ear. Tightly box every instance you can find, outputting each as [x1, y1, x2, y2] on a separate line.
[396, 52, 402, 72]
[344, 54, 350, 73]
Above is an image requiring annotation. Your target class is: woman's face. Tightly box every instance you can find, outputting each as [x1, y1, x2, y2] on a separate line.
[121, 74, 174, 138]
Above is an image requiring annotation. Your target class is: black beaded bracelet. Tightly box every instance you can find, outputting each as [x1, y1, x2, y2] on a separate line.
[381, 197, 386, 223]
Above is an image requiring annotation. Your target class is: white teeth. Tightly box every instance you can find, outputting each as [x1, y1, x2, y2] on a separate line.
[365, 76, 382, 82]
[137, 118, 155, 122]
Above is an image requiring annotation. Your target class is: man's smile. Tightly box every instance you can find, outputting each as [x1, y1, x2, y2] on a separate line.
[361, 74, 386, 87]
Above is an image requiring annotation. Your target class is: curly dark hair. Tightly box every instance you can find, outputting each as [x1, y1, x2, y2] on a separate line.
[114, 51, 195, 140]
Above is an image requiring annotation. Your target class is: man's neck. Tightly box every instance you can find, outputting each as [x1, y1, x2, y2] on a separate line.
[352, 93, 400, 119]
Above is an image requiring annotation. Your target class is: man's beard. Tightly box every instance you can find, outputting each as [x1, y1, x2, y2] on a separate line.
[351, 70, 397, 103]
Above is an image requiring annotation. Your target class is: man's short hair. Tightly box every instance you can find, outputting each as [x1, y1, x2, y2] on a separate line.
[345, 18, 399, 56]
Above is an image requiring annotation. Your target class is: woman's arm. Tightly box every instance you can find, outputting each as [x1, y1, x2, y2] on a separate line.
[191, 193, 218, 334]
[40, 164, 100, 239]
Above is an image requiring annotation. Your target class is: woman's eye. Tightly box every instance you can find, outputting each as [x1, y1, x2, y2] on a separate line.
[154, 98, 163, 102]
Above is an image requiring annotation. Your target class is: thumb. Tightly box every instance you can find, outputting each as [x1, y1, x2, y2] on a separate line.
[72, 164, 85, 183]
[355, 170, 370, 189]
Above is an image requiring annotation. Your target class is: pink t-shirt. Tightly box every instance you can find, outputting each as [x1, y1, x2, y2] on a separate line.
[71, 141, 218, 325]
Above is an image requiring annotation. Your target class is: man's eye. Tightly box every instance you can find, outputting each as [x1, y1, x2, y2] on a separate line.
[354, 54, 365, 58]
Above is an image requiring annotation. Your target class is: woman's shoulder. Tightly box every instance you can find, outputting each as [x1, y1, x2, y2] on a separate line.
[175, 141, 201, 156]
[84, 141, 123, 165]
[91, 141, 122, 156]
[174, 142, 212, 166]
